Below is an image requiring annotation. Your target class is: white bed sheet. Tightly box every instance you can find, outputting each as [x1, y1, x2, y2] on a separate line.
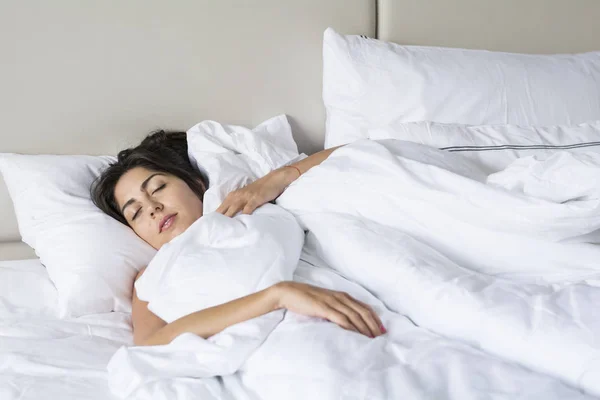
[0, 258, 132, 400]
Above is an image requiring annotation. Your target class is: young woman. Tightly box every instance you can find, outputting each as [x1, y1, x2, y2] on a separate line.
[91, 130, 384, 346]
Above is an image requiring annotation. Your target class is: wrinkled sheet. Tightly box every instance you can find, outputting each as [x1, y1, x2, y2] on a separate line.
[107, 138, 600, 399]
[0, 259, 131, 400]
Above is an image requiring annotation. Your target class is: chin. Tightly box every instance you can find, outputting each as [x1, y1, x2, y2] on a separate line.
[168, 227, 186, 242]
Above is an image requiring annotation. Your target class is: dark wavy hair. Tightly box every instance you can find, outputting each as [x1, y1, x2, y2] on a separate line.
[91, 130, 208, 226]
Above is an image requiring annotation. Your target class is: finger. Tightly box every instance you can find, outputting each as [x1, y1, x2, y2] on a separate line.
[328, 300, 372, 337]
[337, 295, 381, 337]
[355, 299, 385, 334]
[242, 204, 256, 215]
[216, 192, 238, 214]
[324, 307, 359, 334]
[216, 198, 236, 214]
[224, 204, 241, 218]
[215, 203, 228, 214]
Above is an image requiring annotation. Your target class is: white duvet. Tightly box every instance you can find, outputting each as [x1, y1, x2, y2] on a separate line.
[108, 136, 600, 399]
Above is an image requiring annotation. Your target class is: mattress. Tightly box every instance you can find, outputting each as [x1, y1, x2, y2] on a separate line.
[0, 258, 131, 400]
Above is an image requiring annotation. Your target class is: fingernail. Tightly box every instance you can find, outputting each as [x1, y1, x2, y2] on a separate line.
[380, 325, 387, 334]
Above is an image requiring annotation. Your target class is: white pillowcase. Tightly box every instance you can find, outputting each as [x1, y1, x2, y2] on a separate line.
[323, 28, 600, 148]
[0, 154, 156, 318]
[0, 116, 297, 318]
[368, 120, 600, 174]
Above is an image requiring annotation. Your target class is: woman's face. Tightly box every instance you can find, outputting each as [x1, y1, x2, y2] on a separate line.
[114, 167, 204, 250]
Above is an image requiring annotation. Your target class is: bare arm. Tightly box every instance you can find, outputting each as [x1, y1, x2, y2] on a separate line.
[287, 145, 343, 176]
[132, 277, 167, 345]
[132, 267, 384, 346]
[216, 145, 344, 217]
[132, 268, 280, 346]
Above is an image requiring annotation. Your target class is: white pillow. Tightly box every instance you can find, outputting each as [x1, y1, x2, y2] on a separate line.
[0, 154, 156, 318]
[323, 28, 600, 148]
[0, 258, 58, 318]
[368, 120, 600, 174]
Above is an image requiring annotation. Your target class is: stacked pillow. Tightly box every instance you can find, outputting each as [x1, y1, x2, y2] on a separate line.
[368, 121, 600, 174]
[322, 28, 600, 169]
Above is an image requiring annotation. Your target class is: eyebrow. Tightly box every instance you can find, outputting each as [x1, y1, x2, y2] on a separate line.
[120, 173, 165, 216]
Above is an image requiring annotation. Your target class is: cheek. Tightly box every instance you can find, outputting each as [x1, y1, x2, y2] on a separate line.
[190, 197, 204, 218]
[191, 194, 203, 210]
[176, 187, 203, 215]
[133, 221, 156, 242]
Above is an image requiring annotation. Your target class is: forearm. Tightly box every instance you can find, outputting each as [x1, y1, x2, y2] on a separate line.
[215, 145, 345, 216]
[139, 285, 282, 346]
[275, 145, 343, 187]
[293, 146, 343, 174]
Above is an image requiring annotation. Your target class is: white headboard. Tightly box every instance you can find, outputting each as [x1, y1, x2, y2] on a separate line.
[378, 0, 600, 53]
[2, 0, 600, 260]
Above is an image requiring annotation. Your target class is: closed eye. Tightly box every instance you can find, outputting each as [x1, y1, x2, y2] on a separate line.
[132, 208, 141, 221]
[131, 184, 166, 221]
[152, 184, 166, 194]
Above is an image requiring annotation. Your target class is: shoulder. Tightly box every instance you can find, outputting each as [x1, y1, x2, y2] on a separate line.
[132, 267, 148, 301]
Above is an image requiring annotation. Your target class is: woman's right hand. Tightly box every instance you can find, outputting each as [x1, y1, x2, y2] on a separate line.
[272, 281, 385, 338]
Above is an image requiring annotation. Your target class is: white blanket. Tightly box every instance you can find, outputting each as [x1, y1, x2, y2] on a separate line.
[277, 139, 600, 396]
[126, 204, 302, 376]
[108, 137, 600, 399]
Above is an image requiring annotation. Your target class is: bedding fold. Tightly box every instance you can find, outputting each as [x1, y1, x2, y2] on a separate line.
[108, 132, 600, 399]
[276, 139, 600, 396]
[108, 204, 304, 398]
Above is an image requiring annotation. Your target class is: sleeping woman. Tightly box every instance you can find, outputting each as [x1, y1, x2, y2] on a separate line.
[91, 130, 384, 347]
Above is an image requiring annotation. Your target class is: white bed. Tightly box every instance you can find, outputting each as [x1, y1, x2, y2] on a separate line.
[2, 1, 600, 399]
[0, 259, 129, 400]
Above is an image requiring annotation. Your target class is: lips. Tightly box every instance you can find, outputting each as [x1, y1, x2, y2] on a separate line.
[159, 213, 177, 233]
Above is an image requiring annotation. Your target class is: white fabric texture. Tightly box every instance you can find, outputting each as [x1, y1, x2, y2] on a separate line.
[135, 206, 303, 324]
[186, 114, 306, 214]
[0, 258, 131, 400]
[368, 120, 600, 174]
[277, 139, 600, 395]
[322, 28, 600, 148]
[0, 257, 590, 400]
[107, 137, 600, 399]
[110, 253, 593, 400]
[111, 204, 304, 397]
[0, 154, 155, 317]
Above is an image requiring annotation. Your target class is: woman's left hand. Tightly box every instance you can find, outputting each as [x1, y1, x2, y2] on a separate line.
[216, 167, 299, 217]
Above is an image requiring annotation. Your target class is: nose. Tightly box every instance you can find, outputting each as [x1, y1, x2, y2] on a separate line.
[148, 200, 163, 218]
